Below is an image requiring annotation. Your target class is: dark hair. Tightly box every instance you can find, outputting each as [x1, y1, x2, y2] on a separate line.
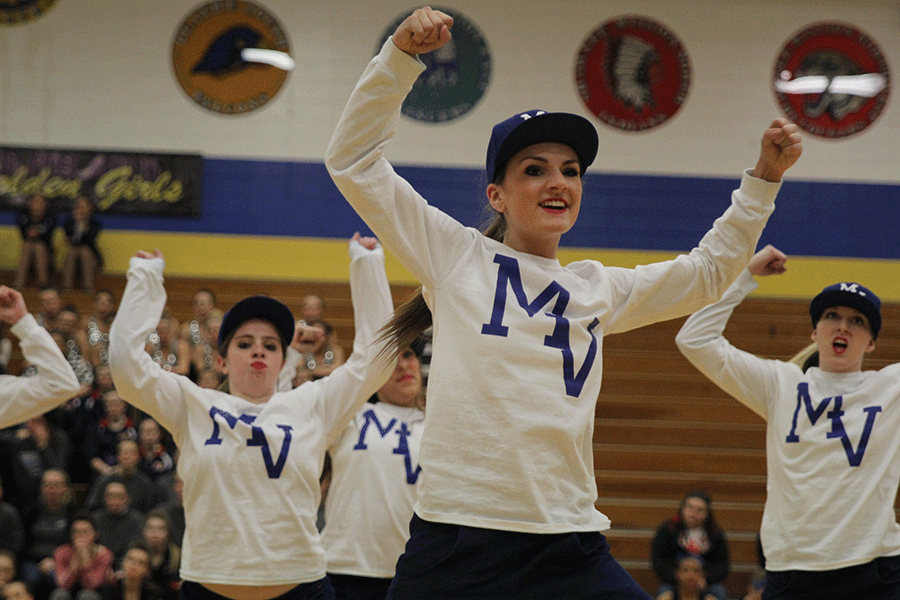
[677, 490, 722, 537]
[70, 510, 97, 533]
[124, 539, 151, 563]
[789, 343, 819, 373]
[103, 474, 129, 495]
[801, 351, 819, 372]
[144, 508, 171, 530]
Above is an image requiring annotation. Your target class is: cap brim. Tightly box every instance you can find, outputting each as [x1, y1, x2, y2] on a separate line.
[219, 296, 295, 350]
[493, 113, 598, 181]
[810, 290, 881, 338]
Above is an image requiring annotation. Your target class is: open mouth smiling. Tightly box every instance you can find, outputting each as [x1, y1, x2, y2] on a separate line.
[540, 198, 568, 212]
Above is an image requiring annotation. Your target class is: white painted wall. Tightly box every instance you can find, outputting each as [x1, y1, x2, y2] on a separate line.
[0, 0, 897, 180]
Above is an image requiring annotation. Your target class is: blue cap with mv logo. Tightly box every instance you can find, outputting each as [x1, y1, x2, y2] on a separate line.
[809, 282, 881, 338]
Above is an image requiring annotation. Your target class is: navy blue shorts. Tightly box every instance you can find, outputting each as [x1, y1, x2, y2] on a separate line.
[180, 579, 334, 600]
[763, 555, 900, 600]
[328, 573, 392, 600]
[386, 515, 652, 600]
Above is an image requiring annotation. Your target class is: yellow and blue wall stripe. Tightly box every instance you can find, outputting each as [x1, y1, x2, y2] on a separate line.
[2, 158, 898, 300]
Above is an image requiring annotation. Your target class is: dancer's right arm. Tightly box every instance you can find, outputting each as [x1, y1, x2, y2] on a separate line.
[325, 10, 471, 290]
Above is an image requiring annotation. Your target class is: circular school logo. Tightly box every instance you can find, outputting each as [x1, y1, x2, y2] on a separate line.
[172, 0, 292, 115]
[378, 8, 491, 123]
[575, 16, 691, 132]
[773, 22, 890, 139]
[0, 0, 57, 25]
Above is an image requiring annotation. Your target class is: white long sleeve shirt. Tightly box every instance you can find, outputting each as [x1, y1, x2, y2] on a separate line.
[0, 314, 80, 428]
[109, 246, 394, 586]
[323, 401, 424, 577]
[676, 270, 900, 571]
[325, 39, 783, 534]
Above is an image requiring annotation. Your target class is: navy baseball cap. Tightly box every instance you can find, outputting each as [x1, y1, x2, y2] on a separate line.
[809, 282, 881, 339]
[485, 110, 599, 183]
[219, 295, 295, 350]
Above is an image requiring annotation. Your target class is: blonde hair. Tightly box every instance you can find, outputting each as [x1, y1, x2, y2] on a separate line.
[789, 342, 819, 372]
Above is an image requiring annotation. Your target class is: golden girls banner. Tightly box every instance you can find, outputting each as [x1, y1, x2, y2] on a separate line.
[0, 145, 203, 216]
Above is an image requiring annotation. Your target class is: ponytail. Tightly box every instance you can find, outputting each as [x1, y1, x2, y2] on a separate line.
[380, 211, 506, 357]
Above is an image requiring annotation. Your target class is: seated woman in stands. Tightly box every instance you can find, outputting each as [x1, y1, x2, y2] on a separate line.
[651, 490, 730, 600]
[15, 193, 55, 290]
[61, 195, 103, 292]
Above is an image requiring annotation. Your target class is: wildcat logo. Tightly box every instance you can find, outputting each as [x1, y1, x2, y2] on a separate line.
[786, 383, 881, 467]
[773, 22, 890, 139]
[172, 0, 291, 114]
[0, 0, 57, 25]
[575, 16, 691, 132]
[482, 254, 599, 398]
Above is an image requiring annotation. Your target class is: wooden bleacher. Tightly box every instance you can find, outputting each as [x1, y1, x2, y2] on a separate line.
[4, 269, 899, 599]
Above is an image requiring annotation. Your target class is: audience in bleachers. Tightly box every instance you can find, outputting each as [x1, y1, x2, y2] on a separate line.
[139, 511, 180, 600]
[84, 441, 163, 516]
[181, 290, 222, 382]
[84, 392, 136, 482]
[0, 279, 188, 600]
[81, 291, 116, 369]
[144, 315, 189, 378]
[15, 194, 56, 291]
[35, 289, 63, 334]
[0, 483, 25, 557]
[652, 490, 731, 600]
[135, 420, 174, 485]
[19, 469, 78, 599]
[100, 542, 165, 600]
[12, 417, 71, 502]
[0, 549, 18, 591]
[61, 196, 103, 294]
[153, 475, 183, 551]
[4, 579, 34, 600]
[90, 478, 143, 571]
[287, 318, 346, 383]
[48, 512, 113, 600]
[664, 555, 718, 600]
